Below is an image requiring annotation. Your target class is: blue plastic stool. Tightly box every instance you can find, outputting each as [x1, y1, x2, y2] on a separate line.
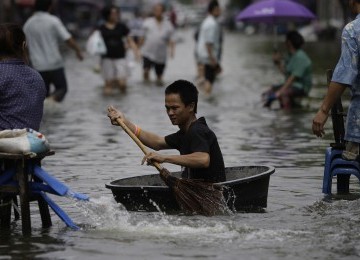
[323, 147, 360, 194]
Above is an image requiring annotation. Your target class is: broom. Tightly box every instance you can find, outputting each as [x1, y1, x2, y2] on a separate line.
[113, 117, 228, 216]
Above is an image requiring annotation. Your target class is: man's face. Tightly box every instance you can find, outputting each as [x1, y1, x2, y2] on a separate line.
[153, 4, 164, 19]
[109, 8, 119, 23]
[212, 6, 221, 18]
[165, 93, 193, 126]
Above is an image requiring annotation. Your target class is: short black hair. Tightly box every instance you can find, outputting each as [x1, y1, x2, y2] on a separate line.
[34, 0, 52, 12]
[286, 31, 304, 49]
[0, 23, 26, 60]
[165, 80, 199, 113]
[208, 0, 219, 13]
[102, 5, 119, 21]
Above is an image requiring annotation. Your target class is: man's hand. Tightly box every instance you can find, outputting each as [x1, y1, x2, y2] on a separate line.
[107, 105, 125, 126]
[275, 89, 282, 98]
[272, 51, 282, 65]
[142, 151, 166, 165]
[312, 109, 329, 137]
[66, 38, 84, 61]
[215, 64, 222, 74]
[312, 82, 347, 138]
[209, 57, 217, 68]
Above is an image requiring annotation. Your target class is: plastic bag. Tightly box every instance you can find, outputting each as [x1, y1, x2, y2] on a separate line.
[0, 128, 50, 157]
[86, 30, 107, 56]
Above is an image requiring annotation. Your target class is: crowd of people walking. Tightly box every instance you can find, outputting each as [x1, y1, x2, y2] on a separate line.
[0, 0, 225, 130]
[20, 0, 225, 101]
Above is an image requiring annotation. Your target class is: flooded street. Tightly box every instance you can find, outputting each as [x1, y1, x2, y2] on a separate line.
[2, 28, 360, 259]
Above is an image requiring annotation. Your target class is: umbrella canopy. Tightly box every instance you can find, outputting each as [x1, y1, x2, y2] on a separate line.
[236, 0, 316, 24]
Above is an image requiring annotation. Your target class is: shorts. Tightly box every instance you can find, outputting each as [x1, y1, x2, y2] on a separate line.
[101, 58, 129, 81]
[204, 64, 220, 84]
[39, 68, 67, 102]
[143, 56, 165, 77]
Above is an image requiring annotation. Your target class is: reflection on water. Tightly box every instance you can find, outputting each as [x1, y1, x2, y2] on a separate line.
[2, 29, 360, 259]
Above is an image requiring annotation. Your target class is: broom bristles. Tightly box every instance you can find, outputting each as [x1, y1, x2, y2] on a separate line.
[160, 168, 228, 216]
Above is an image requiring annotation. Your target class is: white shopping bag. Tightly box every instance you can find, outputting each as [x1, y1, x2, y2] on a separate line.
[86, 30, 107, 56]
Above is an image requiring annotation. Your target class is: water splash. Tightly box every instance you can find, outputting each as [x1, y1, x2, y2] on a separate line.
[74, 196, 131, 229]
[70, 196, 243, 244]
[70, 195, 308, 249]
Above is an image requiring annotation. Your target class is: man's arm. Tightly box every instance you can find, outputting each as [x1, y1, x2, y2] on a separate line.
[312, 81, 347, 137]
[143, 151, 210, 168]
[136, 127, 169, 151]
[107, 106, 169, 150]
[205, 42, 217, 67]
[65, 37, 83, 61]
[126, 36, 141, 61]
[138, 36, 145, 48]
[168, 40, 175, 59]
[276, 75, 296, 97]
[273, 51, 285, 74]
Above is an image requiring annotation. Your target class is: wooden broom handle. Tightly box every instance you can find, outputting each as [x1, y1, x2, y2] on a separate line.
[115, 118, 163, 172]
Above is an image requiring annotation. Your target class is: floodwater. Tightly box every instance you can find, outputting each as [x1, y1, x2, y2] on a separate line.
[1, 28, 360, 260]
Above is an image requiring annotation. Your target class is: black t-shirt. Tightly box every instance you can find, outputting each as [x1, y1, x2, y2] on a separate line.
[165, 117, 226, 182]
[100, 23, 130, 59]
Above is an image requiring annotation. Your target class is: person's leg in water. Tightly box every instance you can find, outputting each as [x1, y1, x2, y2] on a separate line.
[278, 87, 306, 109]
[39, 71, 52, 98]
[50, 68, 68, 102]
[115, 59, 128, 93]
[143, 57, 152, 83]
[194, 49, 203, 81]
[116, 79, 126, 93]
[154, 62, 165, 86]
[196, 63, 205, 84]
[195, 63, 205, 89]
[290, 87, 306, 108]
[278, 89, 292, 110]
[104, 80, 113, 95]
[202, 64, 216, 94]
[262, 84, 281, 108]
[102, 59, 116, 95]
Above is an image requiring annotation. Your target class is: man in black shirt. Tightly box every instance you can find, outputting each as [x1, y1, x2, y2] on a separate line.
[108, 80, 225, 182]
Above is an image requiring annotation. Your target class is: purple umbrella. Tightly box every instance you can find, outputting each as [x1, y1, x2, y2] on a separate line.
[236, 0, 316, 23]
[236, 0, 316, 48]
